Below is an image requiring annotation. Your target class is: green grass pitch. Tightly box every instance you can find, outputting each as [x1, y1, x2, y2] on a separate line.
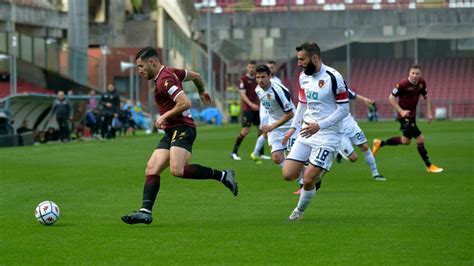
[0, 121, 472, 265]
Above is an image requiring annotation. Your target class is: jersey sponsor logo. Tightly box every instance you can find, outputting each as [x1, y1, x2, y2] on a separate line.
[306, 91, 318, 100]
[318, 80, 325, 88]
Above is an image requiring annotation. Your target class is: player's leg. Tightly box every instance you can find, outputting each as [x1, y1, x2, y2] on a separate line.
[252, 109, 268, 161]
[251, 133, 266, 164]
[267, 129, 286, 166]
[358, 142, 385, 181]
[283, 134, 307, 194]
[272, 150, 285, 166]
[414, 131, 443, 173]
[141, 149, 170, 211]
[289, 145, 334, 221]
[282, 139, 310, 181]
[373, 118, 410, 155]
[254, 111, 270, 160]
[350, 128, 385, 180]
[231, 112, 253, 160]
[121, 132, 172, 224]
[289, 164, 324, 221]
[170, 127, 239, 195]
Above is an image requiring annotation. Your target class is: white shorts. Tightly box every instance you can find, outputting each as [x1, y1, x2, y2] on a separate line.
[285, 127, 300, 152]
[286, 129, 340, 171]
[268, 127, 297, 153]
[342, 118, 367, 146]
[339, 135, 355, 158]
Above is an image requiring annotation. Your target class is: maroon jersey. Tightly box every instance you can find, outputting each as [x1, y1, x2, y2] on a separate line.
[153, 67, 195, 129]
[391, 78, 428, 118]
[238, 74, 258, 112]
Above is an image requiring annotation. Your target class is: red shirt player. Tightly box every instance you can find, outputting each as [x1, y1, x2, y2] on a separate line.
[122, 47, 238, 225]
[372, 64, 443, 173]
[230, 60, 262, 160]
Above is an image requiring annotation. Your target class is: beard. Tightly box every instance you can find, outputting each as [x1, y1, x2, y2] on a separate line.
[304, 61, 316, 75]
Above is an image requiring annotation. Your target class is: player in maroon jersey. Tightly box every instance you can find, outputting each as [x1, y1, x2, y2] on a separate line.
[230, 60, 262, 160]
[122, 47, 238, 225]
[372, 64, 443, 173]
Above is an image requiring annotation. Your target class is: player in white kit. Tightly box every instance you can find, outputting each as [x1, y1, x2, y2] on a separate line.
[337, 88, 385, 181]
[251, 61, 284, 163]
[254, 64, 300, 168]
[282, 42, 349, 221]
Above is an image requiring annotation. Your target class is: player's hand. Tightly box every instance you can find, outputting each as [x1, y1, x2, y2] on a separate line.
[260, 124, 273, 134]
[399, 110, 410, 118]
[199, 92, 212, 105]
[155, 116, 166, 129]
[363, 97, 373, 105]
[300, 123, 320, 138]
[426, 113, 433, 124]
[282, 128, 296, 145]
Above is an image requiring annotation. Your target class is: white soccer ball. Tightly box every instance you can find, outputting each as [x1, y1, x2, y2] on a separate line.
[35, 201, 60, 225]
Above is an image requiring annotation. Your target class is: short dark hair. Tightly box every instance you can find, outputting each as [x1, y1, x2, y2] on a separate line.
[248, 60, 257, 65]
[410, 64, 422, 71]
[296, 42, 321, 57]
[136, 46, 159, 61]
[267, 60, 276, 65]
[256, 64, 271, 75]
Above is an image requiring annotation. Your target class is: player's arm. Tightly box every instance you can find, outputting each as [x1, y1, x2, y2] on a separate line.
[239, 90, 259, 111]
[282, 102, 305, 145]
[347, 86, 372, 106]
[355, 94, 373, 106]
[184, 70, 211, 105]
[155, 92, 192, 129]
[262, 111, 294, 134]
[423, 94, 433, 124]
[388, 93, 409, 118]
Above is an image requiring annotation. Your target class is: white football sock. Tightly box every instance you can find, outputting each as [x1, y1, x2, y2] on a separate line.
[253, 135, 266, 156]
[363, 150, 380, 177]
[296, 187, 316, 211]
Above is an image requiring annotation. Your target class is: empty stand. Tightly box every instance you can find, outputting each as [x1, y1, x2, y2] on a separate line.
[350, 58, 474, 119]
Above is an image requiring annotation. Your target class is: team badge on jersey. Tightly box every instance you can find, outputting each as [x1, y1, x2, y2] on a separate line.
[164, 80, 169, 88]
[318, 80, 325, 88]
[267, 94, 272, 100]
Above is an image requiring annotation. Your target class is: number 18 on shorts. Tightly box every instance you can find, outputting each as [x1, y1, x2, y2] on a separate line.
[310, 147, 335, 171]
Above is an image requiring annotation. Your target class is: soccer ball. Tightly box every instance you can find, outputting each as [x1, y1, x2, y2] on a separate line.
[35, 201, 60, 225]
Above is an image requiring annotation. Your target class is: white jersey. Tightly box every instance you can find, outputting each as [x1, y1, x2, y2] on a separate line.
[298, 63, 349, 133]
[255, 81, 294, 129]
[270, 75, 282, 84]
